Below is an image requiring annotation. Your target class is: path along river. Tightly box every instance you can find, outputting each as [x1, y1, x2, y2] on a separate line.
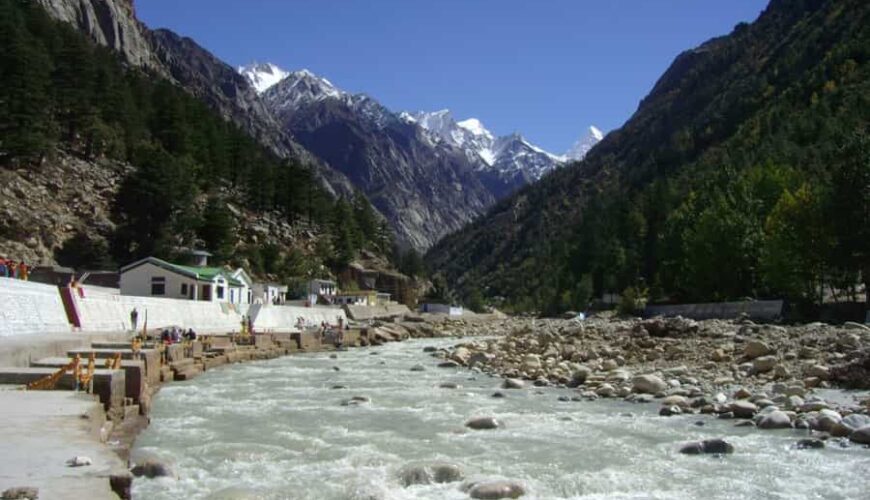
[133, 338, 870, 499]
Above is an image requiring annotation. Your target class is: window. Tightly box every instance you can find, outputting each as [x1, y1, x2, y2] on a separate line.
[216, 286, 224, 299]
[181, 283, 188, 296]
[151, 276, 166, 296]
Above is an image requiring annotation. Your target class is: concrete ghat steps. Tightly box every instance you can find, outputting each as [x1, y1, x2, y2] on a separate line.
[67, 348, 159, 386]
[0, 367, 125, 418]
[0, 391, 130, 500]
[31, 357, 146, 404]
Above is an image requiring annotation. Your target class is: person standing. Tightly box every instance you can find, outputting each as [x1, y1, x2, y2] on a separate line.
[130, 308, 139, 332]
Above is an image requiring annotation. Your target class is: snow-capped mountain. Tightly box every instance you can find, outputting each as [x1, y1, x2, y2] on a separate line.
[237, 62, 603, 248]
[249, 64, 496, 250]
[565, 126, 605, 161]
[411, 110, 598, 183]
[237, 62, 290, 94]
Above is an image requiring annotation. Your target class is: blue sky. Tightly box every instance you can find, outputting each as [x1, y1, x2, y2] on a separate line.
[137, 0, 768, 153]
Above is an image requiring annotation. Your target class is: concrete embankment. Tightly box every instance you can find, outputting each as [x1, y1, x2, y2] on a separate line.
[0, 311, 494, 499]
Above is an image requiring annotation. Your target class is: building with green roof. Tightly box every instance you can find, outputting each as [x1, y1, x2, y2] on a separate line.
[119, 256, 253, 304]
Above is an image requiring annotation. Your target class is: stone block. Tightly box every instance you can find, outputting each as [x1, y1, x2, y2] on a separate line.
[0, 367, 125, 418]
[32, 357, 145, 404]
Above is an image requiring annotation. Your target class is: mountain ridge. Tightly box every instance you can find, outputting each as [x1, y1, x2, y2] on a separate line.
[425, 0, 869, 313]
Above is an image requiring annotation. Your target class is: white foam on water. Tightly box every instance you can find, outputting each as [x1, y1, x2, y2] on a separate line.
[134, 338, 870, 499]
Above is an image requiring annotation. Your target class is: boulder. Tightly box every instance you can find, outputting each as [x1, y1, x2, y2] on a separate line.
[752, 355, 777, 374]
[796, 439, 825, 449]
[756, 410, 792, 429]
[341, 396, 371, 406]
[467, 480, 526, 499]
[730, 401, 758, 419]
[1, 488, 39, 500]
[131, 459, 176, 479]
[452, 347, 472, 365]
[466, 417, 501, 430]
[632, 374, 667, 394]
[595, 383, 616, 398]
[806, 365, 830, 380]
[831, 414, 870, 437]
[502, 378, 525, 389]
[398, 462, 464, 486]
[410, 364, 426, 372]
[849, 425, 870, 445]
[679, 439, 735, 455]
[659, 405, 682, 417]
[661, 395, 690, 408]
[744, 340, 772, 360]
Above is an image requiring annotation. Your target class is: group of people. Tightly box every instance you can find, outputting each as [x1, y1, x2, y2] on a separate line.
[319, 318, 348, 349]
[160, 326, 197, 344]
[0, 258, 28, 280]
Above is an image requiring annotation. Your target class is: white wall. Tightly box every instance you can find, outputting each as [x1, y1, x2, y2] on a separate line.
[0, 278, 71, 336]
[249, 304, 347, 332]
[74, 285, 244, 333]
[120, 262, 200, 301]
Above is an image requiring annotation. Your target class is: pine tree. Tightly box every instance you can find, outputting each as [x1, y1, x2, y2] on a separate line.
[0, 0, 54, 163]
[197, 195, 236, 263]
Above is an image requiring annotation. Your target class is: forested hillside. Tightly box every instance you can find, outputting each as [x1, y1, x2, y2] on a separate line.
[0, 0, 392, 278]
[427, 0, 869, 316]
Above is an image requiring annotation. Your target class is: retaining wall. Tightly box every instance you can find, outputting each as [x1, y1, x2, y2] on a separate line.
[0, 278, 71, 337]
[345, 304, 411, 321]
[249, 304, 346, 332]
[72, 285, 245, 333]
[643, 300, 784, 321]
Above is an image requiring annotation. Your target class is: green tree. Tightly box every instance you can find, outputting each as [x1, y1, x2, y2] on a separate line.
[112, 145, 198, 261]
[827, 131, 870, 304]
[762, 183, 831, 304]
[55, 231, 114, 270]
[197, 195, 236, 263]
[0, 0, 54, 163]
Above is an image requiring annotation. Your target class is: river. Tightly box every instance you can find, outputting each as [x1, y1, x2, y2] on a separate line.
[132, 338, 870, 499]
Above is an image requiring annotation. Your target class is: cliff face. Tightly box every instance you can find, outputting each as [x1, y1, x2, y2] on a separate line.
[36, 0, 162, 73]
[35, 0, 356, 199]
[273, 96, 495, 250]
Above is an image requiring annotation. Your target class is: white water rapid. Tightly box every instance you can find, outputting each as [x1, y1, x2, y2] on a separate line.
[133, 338, 870, 499]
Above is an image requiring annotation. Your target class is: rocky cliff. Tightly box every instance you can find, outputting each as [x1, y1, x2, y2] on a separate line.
[35, 0, 356, 199]
[36, 0, 162, 73]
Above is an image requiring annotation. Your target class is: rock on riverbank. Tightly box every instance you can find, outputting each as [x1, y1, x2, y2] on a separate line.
[436, 316, 870, 442]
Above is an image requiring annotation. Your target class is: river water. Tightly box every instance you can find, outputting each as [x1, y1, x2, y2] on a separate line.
[133, 338, 870, 499]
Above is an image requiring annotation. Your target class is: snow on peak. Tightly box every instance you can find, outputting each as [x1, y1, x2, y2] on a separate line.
[412, 110, 497, 166]
[589, 125, 604, 141]
[263, 67, 345, 111]
[457, 118, 492, 139]
[238, 62, 290, 94]
[565, 125, 604, 161]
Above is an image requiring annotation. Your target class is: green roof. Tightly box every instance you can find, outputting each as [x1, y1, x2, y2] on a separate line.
[164, 263, 245, 287]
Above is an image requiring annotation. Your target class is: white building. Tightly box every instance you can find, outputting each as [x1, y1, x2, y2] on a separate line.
[252, 282, 288, 305]
[307, 279, 337, 305]
[230, 268, 254, 304]
[420, 303, 464, 316]
[119, 257, 248, 304]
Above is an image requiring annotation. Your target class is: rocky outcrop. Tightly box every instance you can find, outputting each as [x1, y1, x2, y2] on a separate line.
[36, 0, 162, 73]
[266, 93, 495, 250]
[36, 0, 357, 201]
[0, 150, 127, 264]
